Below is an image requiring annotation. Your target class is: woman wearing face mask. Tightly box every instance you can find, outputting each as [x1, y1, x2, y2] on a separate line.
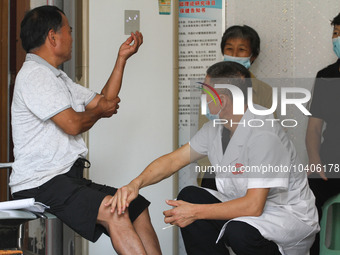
[221, 25, 274, 113]
[306, 12, 340, 255]
[198, 25, 276, 190]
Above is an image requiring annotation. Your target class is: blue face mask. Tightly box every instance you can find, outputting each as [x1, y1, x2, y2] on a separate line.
[223, 54, 251, 69]
[333, 37, 340, 59]
[205, 106, 221, 121]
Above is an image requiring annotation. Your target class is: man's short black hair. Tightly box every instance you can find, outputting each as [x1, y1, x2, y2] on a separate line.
[220, 25, 260, 58]
[331, 13, 340, 26]
[20, 5, 65, 53]
[206, 61, 252, 103]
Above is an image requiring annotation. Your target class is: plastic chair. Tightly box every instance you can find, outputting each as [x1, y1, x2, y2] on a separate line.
[320, 193, 340, 255]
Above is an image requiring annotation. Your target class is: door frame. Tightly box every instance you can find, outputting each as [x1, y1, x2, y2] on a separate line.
[0, 0, 9, 202]
[0, 0, 30, 202]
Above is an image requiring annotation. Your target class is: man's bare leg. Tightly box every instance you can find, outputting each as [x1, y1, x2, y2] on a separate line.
[133, 208, 162, 255]
[97, 195, 147, 254]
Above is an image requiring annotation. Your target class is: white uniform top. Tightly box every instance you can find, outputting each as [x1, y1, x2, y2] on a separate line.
[189, 107, 319, 255]
[10, 54, 96, 194]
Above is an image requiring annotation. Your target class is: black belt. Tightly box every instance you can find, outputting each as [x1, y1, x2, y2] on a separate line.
[67, 158, 91, 179]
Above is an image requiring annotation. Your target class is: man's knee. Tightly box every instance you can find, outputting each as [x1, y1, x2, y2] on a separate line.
[97, 196, 131, 229]
[177, 186, 204, 203]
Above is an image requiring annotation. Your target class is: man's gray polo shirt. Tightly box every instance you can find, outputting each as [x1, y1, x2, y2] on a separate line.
[10, 53, 96, 193]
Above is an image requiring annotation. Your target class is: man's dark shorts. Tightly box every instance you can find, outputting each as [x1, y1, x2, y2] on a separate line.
[12, 158, 150, 242]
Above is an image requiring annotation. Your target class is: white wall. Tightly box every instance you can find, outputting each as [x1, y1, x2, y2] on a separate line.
[88, 1, 175, 254]
[226, 0, 340, 165]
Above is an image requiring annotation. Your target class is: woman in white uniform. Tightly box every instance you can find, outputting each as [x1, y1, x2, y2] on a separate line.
[108, 61, 319, 255]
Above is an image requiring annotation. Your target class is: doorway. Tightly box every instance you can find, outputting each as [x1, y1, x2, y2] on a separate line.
[0, 0, 30, 202]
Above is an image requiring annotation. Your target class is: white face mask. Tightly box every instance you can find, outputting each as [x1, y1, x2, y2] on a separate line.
[223, 54, 251, 69]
